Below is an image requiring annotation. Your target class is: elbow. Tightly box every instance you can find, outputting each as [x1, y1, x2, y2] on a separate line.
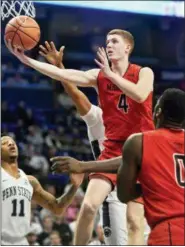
[118, 195, 129, 204]
[52, 208, 65, 216]
[56, 211, 65, 216]
[134, 94, 147, 103]
[135, 88, 152, 103]
[121, 197, 130, 204]
[136, 97, 145, 103]
[117, 189, 129, 204]
[51, 202, 65, 216]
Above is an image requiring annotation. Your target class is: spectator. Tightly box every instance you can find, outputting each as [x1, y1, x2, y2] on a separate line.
[57, 92, 74, 110]
[26, 125, 44, 149]
[38, 216, 54, 245]
[15, 119, 27, 142]
[44, 147, 58, 162]
[29, 148, 49, 177]
[16, 101, 28, 122]
[49, 231, 62, 246]
[53, 215, 73, 245]
[25, 108, 35, 127]
[30, 210, 43, 235]
[14, 72, 29, 85]
[1, 101, 14, 123]
[27, 232, 40, 246]
[45, 129, 62, 150]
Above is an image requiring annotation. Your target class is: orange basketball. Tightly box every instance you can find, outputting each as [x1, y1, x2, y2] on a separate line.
[4, 15, 40, 51]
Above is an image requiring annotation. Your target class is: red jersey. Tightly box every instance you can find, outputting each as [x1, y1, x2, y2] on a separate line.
[139, 128, 185, 229]
[97, 63, 154, 141]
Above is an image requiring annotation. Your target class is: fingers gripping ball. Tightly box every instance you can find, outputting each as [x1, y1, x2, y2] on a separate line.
[4, 16, 40, 51]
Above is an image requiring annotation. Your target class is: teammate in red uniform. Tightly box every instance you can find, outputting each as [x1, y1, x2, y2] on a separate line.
[117, 88, 185, 245]
[6, 29, 154, 245]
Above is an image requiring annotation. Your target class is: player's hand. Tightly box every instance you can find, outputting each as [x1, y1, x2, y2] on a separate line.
[5, 39, 29, 65]
[39, 41, 65, 67]
[95, 47, 112, 78]
[50, 156, 84, 174]
[70, 173, 84, 187]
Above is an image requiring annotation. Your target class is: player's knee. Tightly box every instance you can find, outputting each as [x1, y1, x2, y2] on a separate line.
[127, 213, 144, 232]
[81, 201, 98, 216]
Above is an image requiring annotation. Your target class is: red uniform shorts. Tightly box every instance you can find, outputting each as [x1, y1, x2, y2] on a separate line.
[89, 139, 144, 203]
[133, 196, 144, 204]
[148, 217, 185, 245]
[89, 139, 124, 188]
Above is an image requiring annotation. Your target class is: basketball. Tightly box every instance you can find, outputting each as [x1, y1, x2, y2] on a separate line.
[4, 15, 40, 51]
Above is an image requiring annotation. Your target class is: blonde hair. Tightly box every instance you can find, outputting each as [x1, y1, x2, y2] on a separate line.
[107, 29, 134, 55]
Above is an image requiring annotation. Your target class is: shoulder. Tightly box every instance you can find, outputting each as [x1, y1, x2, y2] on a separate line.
[84, 69, 100, 87]
[124, 133, 143, 149]
[123, 133, 143, 161]
[19, 168, 27, 176]
[142, 129, 162, 138]
[27, 175, 41, 190]
[139, 67, 154, 77]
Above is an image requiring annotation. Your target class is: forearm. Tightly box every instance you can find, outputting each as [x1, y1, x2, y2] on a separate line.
[108, 72, 144, 103]
[68, 91, 91, 116]
[58, 62, 80, 93]
[26, 57, 92, 86]
[29, 175, 78, 216]
[80, 156, 121, 173]
[54, 184, 78, 215]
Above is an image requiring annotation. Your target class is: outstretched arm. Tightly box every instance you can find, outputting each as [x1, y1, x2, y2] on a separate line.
[5, 40, 99, 87]
[95, 47, 154, 103]
[50, 156, 121, 174]
[117, 133, 143, 203]
[28, 174, 84, 216]
[39, 41, 92, 115]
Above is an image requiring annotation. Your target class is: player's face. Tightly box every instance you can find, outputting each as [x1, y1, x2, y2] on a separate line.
[106, 34, 130, 61]
[1, 136, 18, 161]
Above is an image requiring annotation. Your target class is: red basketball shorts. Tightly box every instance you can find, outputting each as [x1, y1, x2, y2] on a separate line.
[89, 139, 144, 203]
[148, 217, 185, 245]
[89, 139, 124, 188]
[133, 196, 144, 204]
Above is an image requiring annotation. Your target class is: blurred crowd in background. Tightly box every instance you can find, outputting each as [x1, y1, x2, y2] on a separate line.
[1, 1, 184, 245]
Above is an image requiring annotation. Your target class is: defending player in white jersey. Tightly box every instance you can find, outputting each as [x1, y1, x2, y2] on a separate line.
[1, 135, 83, 246]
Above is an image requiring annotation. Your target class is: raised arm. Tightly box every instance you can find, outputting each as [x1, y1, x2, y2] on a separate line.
[28, 174, 84, 216]
[50, 156, 121, 174]
[39, 41, 92, 115]
[5, 40, 99, 87]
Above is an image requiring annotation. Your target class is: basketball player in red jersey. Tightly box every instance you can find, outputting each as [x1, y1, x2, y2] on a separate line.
[116, 88, 185, 245]
[6, 29, 154, 245]
[39, 41, 128, 245]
